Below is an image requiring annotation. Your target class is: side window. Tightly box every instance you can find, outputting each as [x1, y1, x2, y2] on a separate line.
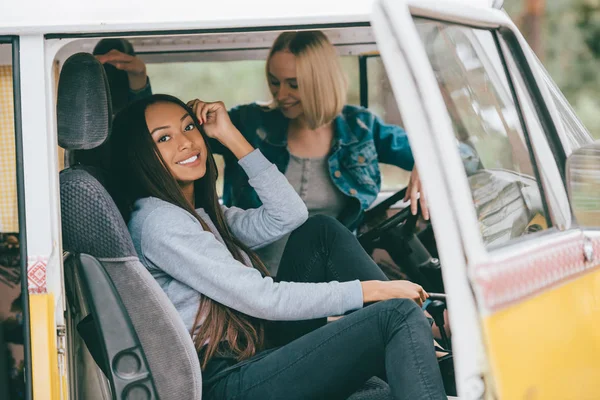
[361, 56, 410, 192]
[415, 20, 549, 247]
[147, 52, 411, 197]
[147, 59, 272, 196]
[541, 64, 593, 152]
[146, 57, 360, 196]
[0, 42, 25, 399]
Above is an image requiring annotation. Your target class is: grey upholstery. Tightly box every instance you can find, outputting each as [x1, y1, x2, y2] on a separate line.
[57, 53, 112, 150]
[60, 167, 135, 259]
[59, 52, 202, 399]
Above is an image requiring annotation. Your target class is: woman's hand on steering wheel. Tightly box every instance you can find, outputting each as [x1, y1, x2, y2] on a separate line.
[403, 167, 429, 220]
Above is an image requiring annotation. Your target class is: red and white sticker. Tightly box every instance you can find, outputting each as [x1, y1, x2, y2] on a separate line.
[473, 234, 600, 313]
[27, 256, 48, 294]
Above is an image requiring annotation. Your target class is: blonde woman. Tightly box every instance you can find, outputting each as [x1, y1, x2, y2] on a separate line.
[206, 30, 425, 273]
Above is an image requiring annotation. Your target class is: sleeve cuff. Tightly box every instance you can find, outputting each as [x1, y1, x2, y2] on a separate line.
[130, 77, 151, 94]
[238, 149, 273, 180]
[340, 280, 364, 312]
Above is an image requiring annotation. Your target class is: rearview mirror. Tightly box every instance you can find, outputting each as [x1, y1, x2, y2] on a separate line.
[566, 141, 600, 227]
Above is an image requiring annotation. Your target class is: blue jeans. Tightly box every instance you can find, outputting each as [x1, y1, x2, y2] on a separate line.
[202, 216, 446, 400]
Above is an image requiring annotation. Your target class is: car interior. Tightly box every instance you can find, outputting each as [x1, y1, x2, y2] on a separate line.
[57, 50, 397, 400]
[56, 22, 550, 399]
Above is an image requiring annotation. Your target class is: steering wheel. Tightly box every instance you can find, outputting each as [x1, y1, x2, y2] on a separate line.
[358, 188, 444, 293]
[358, 188, 419, 246]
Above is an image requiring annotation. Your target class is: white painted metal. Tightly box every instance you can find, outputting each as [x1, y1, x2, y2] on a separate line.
[372, 1, 489, 398]
[19, 35, 64, 324]
[51, 28, 378, 66]
[0, 0, 495, 35]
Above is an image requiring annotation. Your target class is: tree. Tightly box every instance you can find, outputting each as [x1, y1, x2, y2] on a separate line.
[506, 0, 600, 138]
[521, 0, 546, 58]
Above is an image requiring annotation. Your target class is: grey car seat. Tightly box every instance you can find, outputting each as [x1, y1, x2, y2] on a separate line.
[57, 52, 392, 400]
[58, 52, 202, 400]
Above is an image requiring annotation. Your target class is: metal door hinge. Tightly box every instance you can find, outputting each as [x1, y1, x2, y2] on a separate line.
[584, 237, 594, 263]
[57, 325, 67, 377]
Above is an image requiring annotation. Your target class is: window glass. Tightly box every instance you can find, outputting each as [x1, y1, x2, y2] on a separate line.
[499, 38, 572, 229]
[147, 50, 414, 198]
[147, 57, 361, 109]
[0, 42, 25, 399]
[539, 62, 593, 152]
[148, 59, 275, 196]
[148, 58, 360, 196]
[147, 56, 412, 197]
[365, 56, 410, 192]
[414, 19, 549, 247]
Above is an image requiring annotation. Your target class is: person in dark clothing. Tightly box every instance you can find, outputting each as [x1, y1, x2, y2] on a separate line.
[73, 38, 154, 170]
[93, 38, 153, 113]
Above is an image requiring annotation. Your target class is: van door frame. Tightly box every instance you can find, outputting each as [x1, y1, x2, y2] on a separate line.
[0, 34, 33, 400]
[371, 3, 491, 398]
[374, 0, 596, 398]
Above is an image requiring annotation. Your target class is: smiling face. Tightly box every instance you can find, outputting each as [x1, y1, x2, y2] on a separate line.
[145, 101, 208, 189]
[267, 50, 304, 120]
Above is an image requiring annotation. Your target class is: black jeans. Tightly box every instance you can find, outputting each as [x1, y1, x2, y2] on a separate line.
[202, 215, 446, 400]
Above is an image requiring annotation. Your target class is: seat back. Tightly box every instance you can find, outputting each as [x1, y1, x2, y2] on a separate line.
[58, 52, 201, 399]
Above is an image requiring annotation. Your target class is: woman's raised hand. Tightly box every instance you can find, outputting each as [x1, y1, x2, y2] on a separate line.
[361, 280, 428, 307]
[95, 49, 148, 91]
[186, 99, 254, 159]
[186, 99, 235, 140]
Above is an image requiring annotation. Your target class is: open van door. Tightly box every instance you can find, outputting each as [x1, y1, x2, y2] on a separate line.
[372, 0, 600, 399]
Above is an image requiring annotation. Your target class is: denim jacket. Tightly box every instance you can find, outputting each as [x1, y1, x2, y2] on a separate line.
[212, 103, 414, 229]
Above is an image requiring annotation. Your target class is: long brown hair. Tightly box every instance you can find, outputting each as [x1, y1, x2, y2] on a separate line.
[109, 94, 269, 368]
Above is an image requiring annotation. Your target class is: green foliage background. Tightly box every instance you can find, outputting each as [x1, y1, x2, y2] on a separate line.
[505, 0, 600, 138]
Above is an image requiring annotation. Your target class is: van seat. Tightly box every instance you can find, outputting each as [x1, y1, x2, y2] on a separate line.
[58, 52, 202, 399]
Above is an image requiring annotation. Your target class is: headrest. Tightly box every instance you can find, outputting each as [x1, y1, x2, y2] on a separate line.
[57, 53, 112, 150]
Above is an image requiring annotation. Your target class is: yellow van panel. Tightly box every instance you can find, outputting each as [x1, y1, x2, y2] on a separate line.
[29, 294, 61, 400]
[482, 268, 600, 400]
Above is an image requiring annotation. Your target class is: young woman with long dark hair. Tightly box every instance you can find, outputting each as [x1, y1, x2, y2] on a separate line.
[109, 93, 446, 400]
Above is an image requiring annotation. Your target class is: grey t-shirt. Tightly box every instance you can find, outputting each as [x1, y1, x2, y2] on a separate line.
[256, 153, 348, 274]
[128, 149, 363, 334]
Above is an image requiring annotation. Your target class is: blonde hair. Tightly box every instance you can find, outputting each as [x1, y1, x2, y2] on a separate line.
[267, 31, 348, 129]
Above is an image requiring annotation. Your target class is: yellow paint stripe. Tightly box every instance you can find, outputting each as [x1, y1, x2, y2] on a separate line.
[61, 375, 68, 400]
[482, 268, 600, 400]
[29, 294, 60, 400]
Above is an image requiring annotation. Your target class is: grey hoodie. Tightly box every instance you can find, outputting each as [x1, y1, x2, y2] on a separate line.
[128, 149, 364, 333]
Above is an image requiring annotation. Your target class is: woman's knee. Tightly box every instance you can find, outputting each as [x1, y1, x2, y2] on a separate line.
[304, 214, 342, 229]
[372, 299, 431, 332]
[292, 214, 346, 238]
[375, 298, 421, 314]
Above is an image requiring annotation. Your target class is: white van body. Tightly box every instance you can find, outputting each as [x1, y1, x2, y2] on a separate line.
[1, 0, 597, 399]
